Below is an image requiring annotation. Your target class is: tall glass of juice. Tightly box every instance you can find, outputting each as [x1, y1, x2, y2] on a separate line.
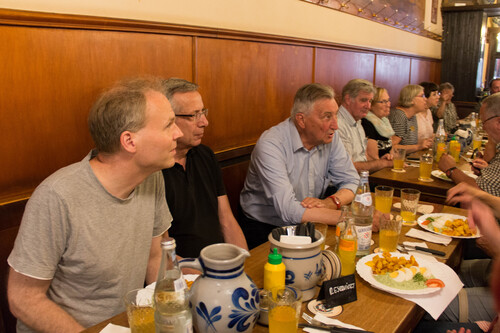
[379, 214, 402, 252]
[392, 148, 406, 173]
[375, 186, 394, 213]
[400, 188, 420, 226]
[418, 154, 433, 182]
[268, 286, 302, 333]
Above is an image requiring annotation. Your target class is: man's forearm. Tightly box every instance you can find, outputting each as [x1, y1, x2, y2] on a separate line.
[353, 159, 391, 173]
[8, 270, 84, 333]
[301, 207, 343, 225]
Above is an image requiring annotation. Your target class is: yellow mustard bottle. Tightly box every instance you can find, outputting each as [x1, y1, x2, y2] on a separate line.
[264, 248, 286, 291]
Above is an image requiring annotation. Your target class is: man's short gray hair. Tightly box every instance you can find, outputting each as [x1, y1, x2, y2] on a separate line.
[439, 82, 454, 92]
[398, 84, 424, 108]
[160, 78, 199, 113]
[291, 83, 335, 118]
[341, 79, 376, 101]
[482, 92, 500, 118]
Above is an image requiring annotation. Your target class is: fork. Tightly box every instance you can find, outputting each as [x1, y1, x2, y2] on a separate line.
[300, 312, 373, 333]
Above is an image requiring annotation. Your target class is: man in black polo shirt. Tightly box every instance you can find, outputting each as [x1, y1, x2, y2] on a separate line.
[160, 78, 248, 257]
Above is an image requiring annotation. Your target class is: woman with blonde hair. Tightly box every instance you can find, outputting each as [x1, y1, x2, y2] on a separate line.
[389, 84, 433, 153]
[361, 86, 394, 159]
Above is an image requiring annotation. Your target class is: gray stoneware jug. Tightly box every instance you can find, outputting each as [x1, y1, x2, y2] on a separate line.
[179, 243, 260, 333]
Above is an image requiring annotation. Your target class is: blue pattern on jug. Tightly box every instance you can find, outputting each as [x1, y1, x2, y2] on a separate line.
[228, 285, 260, 332]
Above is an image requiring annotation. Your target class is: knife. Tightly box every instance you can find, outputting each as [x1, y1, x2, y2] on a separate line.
[298, 323, 373, 333]
[398, 244, 446, 257]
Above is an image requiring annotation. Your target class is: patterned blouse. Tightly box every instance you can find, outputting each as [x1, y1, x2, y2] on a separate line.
[431, 101, 458, 133]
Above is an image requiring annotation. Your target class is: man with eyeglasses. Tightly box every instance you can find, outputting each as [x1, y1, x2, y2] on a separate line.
[438, 93, 500, 197]
[337, 79, 393, 173]
[160, 78, 247, 257]
[240, 83, 360, 249]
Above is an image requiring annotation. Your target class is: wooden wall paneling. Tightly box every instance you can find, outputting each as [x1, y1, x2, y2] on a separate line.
[315, 48, 375, 100]
[410, 58, 442, 85]
[0, 26, 192, 198]
[374, 54, 412, 104]
[195, 38, 313, 152]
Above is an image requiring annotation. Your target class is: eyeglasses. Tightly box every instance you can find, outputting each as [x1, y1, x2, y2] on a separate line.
[482, 115, 499, 124]
[175, 108, 208, 121]
[374, 100, 390, 104]
[417, 94, 426, 98]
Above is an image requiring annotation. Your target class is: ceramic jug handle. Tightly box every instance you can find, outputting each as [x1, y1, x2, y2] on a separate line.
[179, 257, 202, 271]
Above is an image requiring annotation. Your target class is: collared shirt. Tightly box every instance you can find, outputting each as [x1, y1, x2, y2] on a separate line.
[337, 105, 367, 162]
[389, 108, 418, 145]
[476, 143, 500, 196]
[162, 144, 226, 258]
[240, 118, 359, 226]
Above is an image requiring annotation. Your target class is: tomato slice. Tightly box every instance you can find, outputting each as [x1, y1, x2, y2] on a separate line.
[421, 220, 431, 226]
[426, 279, 445, 288]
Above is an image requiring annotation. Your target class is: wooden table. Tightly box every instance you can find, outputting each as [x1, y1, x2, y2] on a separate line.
[82, 202, 467, 333]
[369, 153, 474, 204]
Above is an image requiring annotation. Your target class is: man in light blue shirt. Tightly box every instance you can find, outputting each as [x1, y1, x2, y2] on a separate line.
[239, 83, 359, 248]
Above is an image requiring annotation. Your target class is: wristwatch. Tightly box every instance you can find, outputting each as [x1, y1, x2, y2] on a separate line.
[445, 167, 457, 178]
[329, 195, 342, 210]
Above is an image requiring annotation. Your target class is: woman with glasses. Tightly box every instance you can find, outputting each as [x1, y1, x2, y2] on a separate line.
[416, 82, 439, 144]
[361, 87, 394, 159]
[388, 84, 434, 153]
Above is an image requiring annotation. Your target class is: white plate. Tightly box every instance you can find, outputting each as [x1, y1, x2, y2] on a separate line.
[356, 253, 444, 295]
[417, 213, 480, 239]
[431, 170, 477, 182]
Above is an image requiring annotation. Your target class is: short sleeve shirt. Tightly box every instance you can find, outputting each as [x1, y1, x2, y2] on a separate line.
[8, 151, 171, 331]
[162, 144, 226, 258]
[389, 108, 418, 145]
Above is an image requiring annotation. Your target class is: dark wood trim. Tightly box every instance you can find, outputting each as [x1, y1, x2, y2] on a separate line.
[442, 4, 500, 16]
[0, 8, 441, 61]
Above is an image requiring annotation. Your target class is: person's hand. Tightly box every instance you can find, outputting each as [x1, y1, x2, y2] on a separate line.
[419, 138, 433, 150]
[438, 153, 457, 172]
[301, 197, 327, 209]
[381, 153, 393, 161]
[471, 158, 488, 170]
[371, 210, 385, 232]
[446, 183, 480, 207]
[468, 199, 500, 257]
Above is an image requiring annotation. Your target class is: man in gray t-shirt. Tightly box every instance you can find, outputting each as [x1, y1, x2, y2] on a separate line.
[7, 78, 183, 332]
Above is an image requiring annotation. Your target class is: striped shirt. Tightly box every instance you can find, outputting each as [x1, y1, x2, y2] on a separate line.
[389, 108, 418, 145]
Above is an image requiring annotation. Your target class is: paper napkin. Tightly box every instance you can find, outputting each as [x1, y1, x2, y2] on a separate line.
[100, 323, 130, 333]
[406, 228, 452, 245]
[396, 262, 463, 320]
[302, 313, 367, 333]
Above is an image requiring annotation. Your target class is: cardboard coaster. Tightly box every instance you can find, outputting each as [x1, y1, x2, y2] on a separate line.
[418, 177, 434, 182]
[391, 169, 406, 173]
[307, 299, 343, 317]
[373, 247, 402, 254]
[402, 221, 417, 226]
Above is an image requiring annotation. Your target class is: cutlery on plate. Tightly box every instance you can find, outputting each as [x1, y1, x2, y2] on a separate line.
[397, 244, 446, 257]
